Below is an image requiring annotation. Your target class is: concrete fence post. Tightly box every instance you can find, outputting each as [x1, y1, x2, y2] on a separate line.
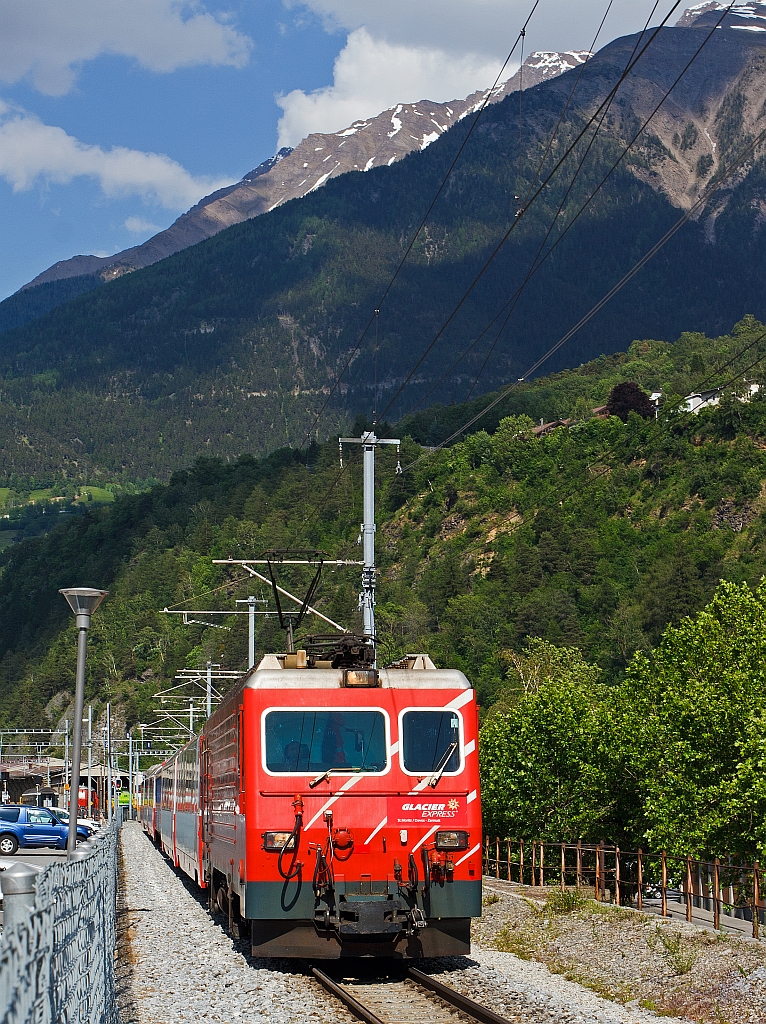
[1, 862, 40, 931]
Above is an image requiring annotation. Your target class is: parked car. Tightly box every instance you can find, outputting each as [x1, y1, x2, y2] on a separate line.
[0, 805, 90, 855]
[50, 809, 98, 835]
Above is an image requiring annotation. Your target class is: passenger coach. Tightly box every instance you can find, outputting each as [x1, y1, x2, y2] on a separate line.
[142, 635, 482, 958]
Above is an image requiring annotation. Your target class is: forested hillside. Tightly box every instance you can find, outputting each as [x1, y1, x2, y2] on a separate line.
[3, 316, 766, 854]
[2, 26, 766, 483]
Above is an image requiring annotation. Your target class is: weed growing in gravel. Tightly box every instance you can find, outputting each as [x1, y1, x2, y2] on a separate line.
[646, 925, 698, 975]
[483, 893, 501, 907]
[544, 889, 585, 914]
[639, 998, 679, 1016]
[495, 920, 536, 959]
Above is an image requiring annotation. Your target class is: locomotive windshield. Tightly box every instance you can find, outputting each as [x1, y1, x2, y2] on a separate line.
[264, 710, 387, 773]
[401, 710, 461, 774]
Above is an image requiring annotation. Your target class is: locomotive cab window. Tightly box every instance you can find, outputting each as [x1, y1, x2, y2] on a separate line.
[401, 709, 462, 775]
[263, 710, 388, 774]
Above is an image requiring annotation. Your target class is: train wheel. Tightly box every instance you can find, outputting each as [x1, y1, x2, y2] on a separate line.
[216, 885, 228, 917]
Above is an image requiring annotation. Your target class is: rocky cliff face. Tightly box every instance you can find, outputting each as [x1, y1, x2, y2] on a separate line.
[20, 51, 591, 292]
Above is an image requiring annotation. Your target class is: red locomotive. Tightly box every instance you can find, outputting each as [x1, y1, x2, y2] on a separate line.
[141, 635, 482, 958]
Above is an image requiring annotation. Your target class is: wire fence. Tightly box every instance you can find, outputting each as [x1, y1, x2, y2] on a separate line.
[484, 838, 764, 940]
[0, 818, 120, 1024]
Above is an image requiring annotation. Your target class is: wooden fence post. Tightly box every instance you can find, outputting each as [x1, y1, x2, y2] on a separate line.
[507, 839, 512, 882]
[661, 850, 668, 918]
[615, 847, 621, 906]
[713, 857, 720, 931]
[576, 840, 582, 889]
[496, 837, 500, 879]
[595, 845, 601, 902]
[560, 843, 566, 892]
[519, 839, 524, 886]
[753, 861, 760, 941]
[531, 842, 537, 887]
[599, 841, 605, 902]
[637, 848, 643, 910]
[484, 835, 489, 876]
[686, 855, 693, 923]
[539, 842, 545, 887]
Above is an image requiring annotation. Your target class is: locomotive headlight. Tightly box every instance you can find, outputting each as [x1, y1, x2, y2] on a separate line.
[263, 831, 296, 851]
[435, 830, 469, 850]
[342, 669, 379, 687]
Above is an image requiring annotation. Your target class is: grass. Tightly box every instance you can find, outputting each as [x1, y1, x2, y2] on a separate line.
[544, 888, 586, 914]
[0, 488, 11, 506]
[483, 893, 501, 906]
[76, 487, 114, 503]
[646, 925, 698, 975]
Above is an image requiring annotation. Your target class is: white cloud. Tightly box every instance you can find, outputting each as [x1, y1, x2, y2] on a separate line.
[278, 1, 663, 145]
[288, 0, 664, 59]
[125, 216, 163, 234]
[0, 0, 252, 96]
[277, 28, 498, 147]
[0, 101, 234, 209]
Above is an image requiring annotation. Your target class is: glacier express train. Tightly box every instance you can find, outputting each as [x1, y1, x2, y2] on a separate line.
[140, 635, 482, 959]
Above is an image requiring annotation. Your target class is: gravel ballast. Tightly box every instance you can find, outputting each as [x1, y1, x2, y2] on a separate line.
[473, 881, 766, 1023]
[116, 823, 728, 1023]
[116, 821, 349, 1023]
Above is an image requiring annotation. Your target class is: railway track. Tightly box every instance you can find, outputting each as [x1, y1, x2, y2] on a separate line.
[310, 964, 516, 1024]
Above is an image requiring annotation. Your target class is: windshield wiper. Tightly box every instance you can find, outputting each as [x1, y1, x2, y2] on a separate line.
[309, 766, 362, 789]
[426, 742, 458, 788]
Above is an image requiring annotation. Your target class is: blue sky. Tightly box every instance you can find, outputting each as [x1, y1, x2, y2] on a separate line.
[0, 0, 665, 300]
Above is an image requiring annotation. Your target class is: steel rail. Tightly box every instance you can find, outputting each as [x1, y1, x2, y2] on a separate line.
[408, 967, 514, 1024]
[310, 967, 386, 1024]
[309, 962, 516, 1024]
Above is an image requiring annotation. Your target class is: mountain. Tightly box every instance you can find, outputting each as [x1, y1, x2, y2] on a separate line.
[677, 1, 766, 28]
[2, 23, 766, 484]
[12, 50, 591, 303]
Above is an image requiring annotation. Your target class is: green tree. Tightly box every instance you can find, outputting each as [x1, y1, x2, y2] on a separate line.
[479, 642, 611, 840]
[622, 579, 766, 858]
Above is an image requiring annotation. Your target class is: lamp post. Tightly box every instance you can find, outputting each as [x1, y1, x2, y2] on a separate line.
[59, 587, 107, 856]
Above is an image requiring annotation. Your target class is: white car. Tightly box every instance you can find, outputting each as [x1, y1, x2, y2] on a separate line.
[51, 809, 98, 835]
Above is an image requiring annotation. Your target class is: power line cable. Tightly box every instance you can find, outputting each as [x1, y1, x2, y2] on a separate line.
[296, 0, 547, 451]
[402, 113, 766, 469]
[461, 0, 734, 404]
[401, 0, 709, 420]
[374, 0, 687, 425]
[463, 1, 666, 403]
[433, 327, 766, 553]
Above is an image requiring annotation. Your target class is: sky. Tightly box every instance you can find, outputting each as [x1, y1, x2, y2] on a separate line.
[0, 0, 673, 300]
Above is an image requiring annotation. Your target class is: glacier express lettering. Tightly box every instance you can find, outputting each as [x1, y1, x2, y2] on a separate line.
[402, 803, 446, 811]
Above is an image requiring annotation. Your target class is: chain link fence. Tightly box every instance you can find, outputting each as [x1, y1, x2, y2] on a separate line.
[0, 820, 120, 1024]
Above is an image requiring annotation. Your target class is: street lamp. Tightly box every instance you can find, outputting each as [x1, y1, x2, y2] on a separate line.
[59, 587, 107, 856]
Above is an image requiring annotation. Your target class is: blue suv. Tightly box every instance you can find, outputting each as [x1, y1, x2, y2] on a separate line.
[0, 805, 89, 854]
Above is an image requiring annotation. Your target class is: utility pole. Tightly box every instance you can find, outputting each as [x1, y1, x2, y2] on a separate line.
[106, 703, 112, 824]
[339, 432, 401, 647]
[87, 706, 92, 820]
[236, 596, 267, 670]
[59, 587, 107, 854]
[64, 719, 69, 814]
[128, 732, 133, 821]
[206, 660, 212, 718]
